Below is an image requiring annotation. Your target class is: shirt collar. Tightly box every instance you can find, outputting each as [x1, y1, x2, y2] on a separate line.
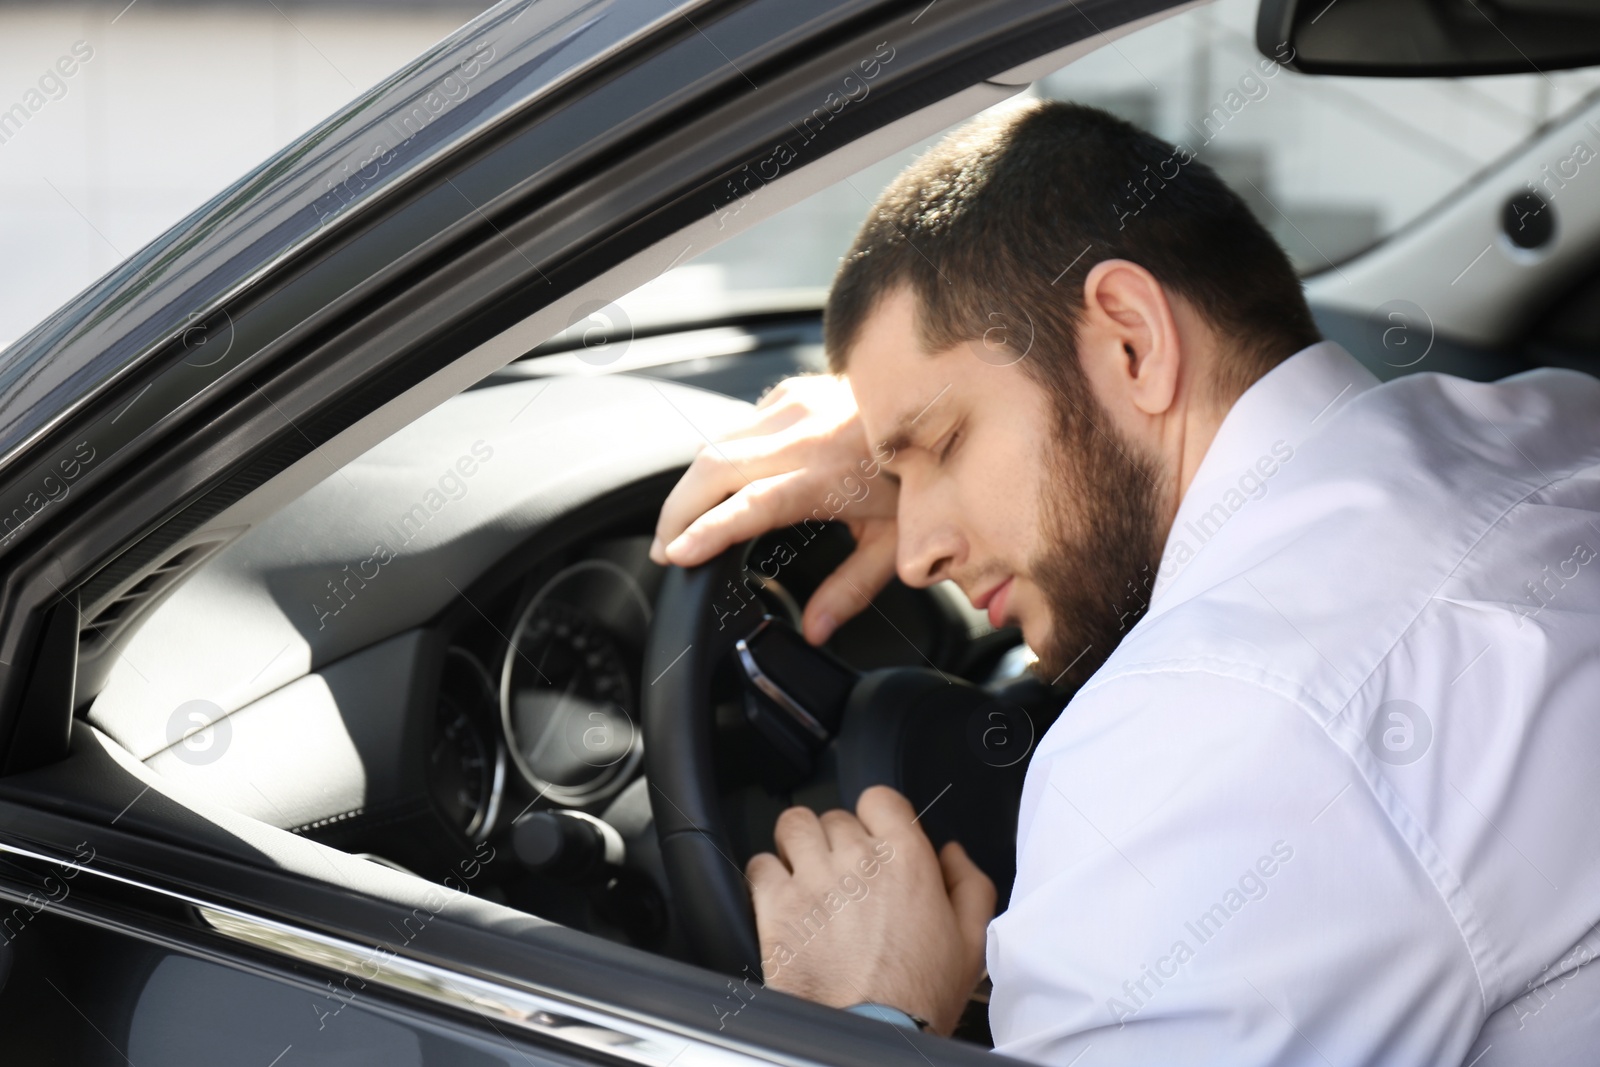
[1149, 340, 1379, 608]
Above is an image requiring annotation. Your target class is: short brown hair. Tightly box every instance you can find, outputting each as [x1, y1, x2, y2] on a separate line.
[823, 99, 1320, 405]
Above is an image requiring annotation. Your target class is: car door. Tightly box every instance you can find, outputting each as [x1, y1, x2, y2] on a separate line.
[0, 0, 1182, 1062]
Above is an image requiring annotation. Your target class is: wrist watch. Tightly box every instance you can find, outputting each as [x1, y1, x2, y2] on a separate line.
[845, 1002, 932, 1032]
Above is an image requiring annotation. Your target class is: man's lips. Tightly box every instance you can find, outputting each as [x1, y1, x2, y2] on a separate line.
[970, 576, 1015, 629]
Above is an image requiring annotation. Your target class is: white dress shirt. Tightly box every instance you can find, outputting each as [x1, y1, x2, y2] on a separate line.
[986, 341, 1600, 1066]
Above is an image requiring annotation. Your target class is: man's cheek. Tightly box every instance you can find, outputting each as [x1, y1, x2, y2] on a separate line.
[1011, 581, 1052, 652]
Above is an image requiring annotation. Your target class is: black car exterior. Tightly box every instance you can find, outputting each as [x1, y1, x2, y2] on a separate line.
[0, 0, 1178, 1062]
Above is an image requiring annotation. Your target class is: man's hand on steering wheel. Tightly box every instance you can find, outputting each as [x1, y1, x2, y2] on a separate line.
[648, 374, 899, 645]
[649, 376, 994, 1033]
[747, 786, 995, 1037]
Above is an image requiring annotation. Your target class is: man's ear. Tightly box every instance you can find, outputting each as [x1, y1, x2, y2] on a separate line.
[1078, 259, 1181, 417]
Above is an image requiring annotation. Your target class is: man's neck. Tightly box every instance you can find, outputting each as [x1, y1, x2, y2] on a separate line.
[1147, 386, 1230, 554]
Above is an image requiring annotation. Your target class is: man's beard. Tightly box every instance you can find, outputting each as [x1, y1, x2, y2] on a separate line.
[1028, 387, 1165, 691]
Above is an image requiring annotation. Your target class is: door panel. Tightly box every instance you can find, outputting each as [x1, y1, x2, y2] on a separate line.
[0, 904, 581, 1067]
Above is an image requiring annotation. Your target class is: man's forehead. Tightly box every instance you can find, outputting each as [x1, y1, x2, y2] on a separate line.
[850, 351, 958, 452]
[842, 285, 964, 438]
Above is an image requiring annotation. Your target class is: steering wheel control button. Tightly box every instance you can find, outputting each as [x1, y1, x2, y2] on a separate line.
[512, 810, 625, 883]
[736, 615, 858, 741]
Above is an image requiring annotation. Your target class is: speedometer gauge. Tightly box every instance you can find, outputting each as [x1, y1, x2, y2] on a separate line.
[501, 598, 640, 804]
[430, 649, 506, 842]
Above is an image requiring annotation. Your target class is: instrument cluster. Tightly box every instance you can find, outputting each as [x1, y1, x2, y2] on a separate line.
[428, 538, 658, 841]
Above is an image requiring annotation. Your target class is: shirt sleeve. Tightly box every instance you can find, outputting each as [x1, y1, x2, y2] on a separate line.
[986, 667, 1485, 1067]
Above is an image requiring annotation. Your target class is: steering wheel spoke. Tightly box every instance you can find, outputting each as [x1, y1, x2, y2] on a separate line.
[734, 614, 858, 774]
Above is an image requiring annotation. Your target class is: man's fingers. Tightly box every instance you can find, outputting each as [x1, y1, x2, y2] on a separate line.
[651, 373, 869, 565]
[746, 850, 789, 894]
[939, 840, 997, 952]
[652, 437, 778, 560]
[650, 452, 741, 564]
[772, 805, 829, 872]
[755, 376, 799, 410]
[716, 397, 804, 447]
[818, 808, 869, 852]
[651, 435, 820, 565]
[853, 784, 921, 841]
[650, 374, 879, 566]
[662, 469, 813, 567]
[756, 373, 842, 411]
[802, 520, 898, 644]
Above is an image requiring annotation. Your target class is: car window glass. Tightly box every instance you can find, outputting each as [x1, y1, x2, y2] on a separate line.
[659, 0, 1600, 301]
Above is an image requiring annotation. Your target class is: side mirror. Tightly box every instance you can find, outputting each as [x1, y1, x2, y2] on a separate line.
[1258, 0, 1600, 77]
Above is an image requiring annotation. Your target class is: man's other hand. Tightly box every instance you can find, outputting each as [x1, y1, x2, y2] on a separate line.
[745, 785, 995, 1036]
[648, 374, 899, 645]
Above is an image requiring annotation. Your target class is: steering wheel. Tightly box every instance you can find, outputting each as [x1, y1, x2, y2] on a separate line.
[641, 536, 1051, 979]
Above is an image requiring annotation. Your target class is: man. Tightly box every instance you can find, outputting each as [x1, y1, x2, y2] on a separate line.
[650, 99, 1600, 1063]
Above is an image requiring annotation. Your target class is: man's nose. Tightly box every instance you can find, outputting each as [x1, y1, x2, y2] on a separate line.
[895, 493, 964, 589]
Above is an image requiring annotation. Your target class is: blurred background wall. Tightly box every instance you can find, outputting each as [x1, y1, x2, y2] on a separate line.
[0, 1, 480, 350]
